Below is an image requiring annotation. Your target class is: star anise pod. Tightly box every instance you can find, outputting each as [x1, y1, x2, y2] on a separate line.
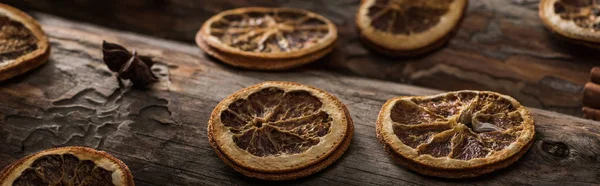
[102, 41, 158, 88]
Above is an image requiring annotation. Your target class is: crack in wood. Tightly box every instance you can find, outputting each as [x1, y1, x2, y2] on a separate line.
[4, 86, 179, 154]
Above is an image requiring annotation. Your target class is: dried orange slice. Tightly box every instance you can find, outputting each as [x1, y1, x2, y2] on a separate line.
[0, 3, 50, 81]
[196, 7, 337, 70]
[356, 0, 467, 56]
[208, 81, 353, 180]
[0, 146, 134, 186]
[540, 0, 600, 44]
[376, 91, 535, 178]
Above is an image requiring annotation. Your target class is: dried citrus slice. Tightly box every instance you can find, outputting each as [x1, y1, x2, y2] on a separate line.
[0, 146, 134, 186]
[196, 7, 337, 70]
[356, 0, 467, 56]
[540, 0, 600, 44]
[208, 81, 353, 180]
[376, 91, 535, 178]
[0, 3, 50, 81]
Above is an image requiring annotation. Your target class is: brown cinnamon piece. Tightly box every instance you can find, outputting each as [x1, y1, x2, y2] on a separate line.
[583, 82, 600, 109]
[590, 67, 600, 84]
[582, 107, 600, 120]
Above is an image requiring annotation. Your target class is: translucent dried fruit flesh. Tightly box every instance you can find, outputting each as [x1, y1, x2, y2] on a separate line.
[451, 129, 490, 160]
[480, 131, 518, 151]
[554, 0, 600, 30]
[417, 129, 456, 157]
[12, 154, 114, 186]
[207, 9, 331, 53]
[393, 123, 452, 148]
[390, 91, 528, 161]
[0, 14, 38, 63]
[412, 93, 474, 118]
[221, 87, 332, 157]
[366, 0, 454, 34]
[390, 100, 447, 125]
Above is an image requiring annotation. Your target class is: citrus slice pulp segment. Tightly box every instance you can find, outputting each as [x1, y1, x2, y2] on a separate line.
[220, 87, 285, 131]
[393, 122, 453, 148]
[471, 93, 500, 112]
[472, 111, 524, 132]
[479, 131, 519, 151]
[221, 88, 327, 157]
[390, 100, 447, 125]
[268, 90, 323, 122]
[220, 109, 254, 133]
[0, 14, 38, 63]
[416, 127, 457, 157]
[450, 125, 491, 160]
[270, 111, 332, 138]
[457, 93, 501, 127]
[202, 8, 336, 59]
[412, 92, 476, 118]
[232, 125, 321, 157]
[479, 97, 517, 114]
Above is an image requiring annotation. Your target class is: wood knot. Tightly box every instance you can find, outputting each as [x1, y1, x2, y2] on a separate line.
[541, 141, 569, 158]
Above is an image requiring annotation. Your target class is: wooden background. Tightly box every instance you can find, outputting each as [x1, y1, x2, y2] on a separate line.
[5, 0, 596, 117]
[0, 11, 599, 185]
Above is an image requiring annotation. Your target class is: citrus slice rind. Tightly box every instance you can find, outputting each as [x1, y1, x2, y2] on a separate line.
[0, 3, 49, 81]
[0, 146, 133, 186]
[540, 0, 600, 43]
[200, 7, 337, 59]
[209, 82, 350, 173]
[376, 90, 535, 178]
[356, 0, 467, 51]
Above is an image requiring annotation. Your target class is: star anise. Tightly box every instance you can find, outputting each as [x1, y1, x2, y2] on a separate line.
[102, 41, 158, 88]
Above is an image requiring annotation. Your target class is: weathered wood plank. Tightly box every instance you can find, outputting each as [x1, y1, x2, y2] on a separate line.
[0, 13, 599, 185]
[4, 0, 595, 117]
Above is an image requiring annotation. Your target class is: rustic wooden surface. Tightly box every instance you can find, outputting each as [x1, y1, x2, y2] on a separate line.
[0, 13, 599, 185]
[5, 0, 596, 117]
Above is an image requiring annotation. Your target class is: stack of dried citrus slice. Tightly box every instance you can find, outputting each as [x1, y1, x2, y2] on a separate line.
[0, 3, 50, 81]
[0, 146, 134, 185]
[376, 91, 535, 178]
[196, 7, 337, 70]
[208, 81, 353, 180]
[539, 0, 600, 45]
[356, 0, 468, 56]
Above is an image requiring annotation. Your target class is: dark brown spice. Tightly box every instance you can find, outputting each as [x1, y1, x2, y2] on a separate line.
[102, 40, 157, 88]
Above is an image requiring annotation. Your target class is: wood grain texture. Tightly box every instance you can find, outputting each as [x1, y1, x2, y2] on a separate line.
[4, 0, 595, 117]
[0, 13, 599, 185]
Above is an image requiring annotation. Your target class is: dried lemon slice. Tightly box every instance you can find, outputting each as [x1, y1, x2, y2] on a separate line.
[376, 91, 535, 178]
[356, 0, 467, 56]
[208, 81, 353, 180]
[540, 0, 600, 44]
[196, 7, 337, 70]
[0, 3, 50, 81]
[0, 146, 134, 186]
